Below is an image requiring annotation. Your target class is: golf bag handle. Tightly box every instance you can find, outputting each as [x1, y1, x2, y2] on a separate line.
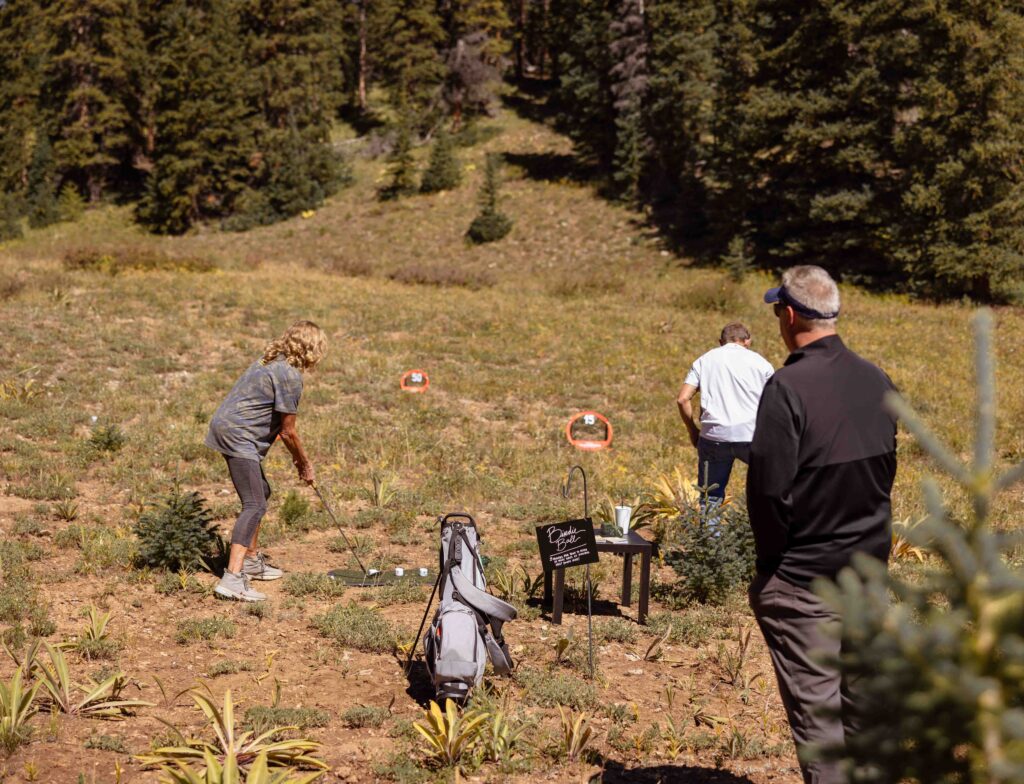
[439, 512, 476, 528]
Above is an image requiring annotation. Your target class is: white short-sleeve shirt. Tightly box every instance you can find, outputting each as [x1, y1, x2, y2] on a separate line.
[684, 343, 774, 443]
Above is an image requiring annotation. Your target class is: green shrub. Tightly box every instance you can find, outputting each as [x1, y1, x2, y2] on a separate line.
[516, 668, 596, 710]
[283, 572, 347, 598]
[663, 501, 756, 606]
[175, 617, 236, 644]
[208, 659, 254, 677]
[134, 487, 221, 571]
[88, 424, 126, 453]
[595, 617, 637, 644]
[279, 490, 311, 527]
[243, 706, 330, 737]
[84, 734, 128, 753]
[340, 705, 390, 728]
[370, 581, 426, 606]
[312, 604, 406, 653]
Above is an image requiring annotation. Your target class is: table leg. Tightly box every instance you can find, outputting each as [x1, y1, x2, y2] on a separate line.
[639, 549, 651, 625]
[552, 568, 565, 625]
[622, 553, 633, 607]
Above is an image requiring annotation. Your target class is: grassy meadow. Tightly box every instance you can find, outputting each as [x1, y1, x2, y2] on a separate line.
[0, 107, 1023, 783]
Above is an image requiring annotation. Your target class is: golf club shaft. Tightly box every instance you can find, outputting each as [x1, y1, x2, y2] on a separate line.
[312, 482, 369, 576]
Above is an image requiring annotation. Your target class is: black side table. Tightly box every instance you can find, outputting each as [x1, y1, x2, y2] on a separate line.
[543, 529, 653, 625]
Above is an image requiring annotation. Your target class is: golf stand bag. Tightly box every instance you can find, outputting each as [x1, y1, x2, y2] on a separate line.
[416, 513, 516, 702]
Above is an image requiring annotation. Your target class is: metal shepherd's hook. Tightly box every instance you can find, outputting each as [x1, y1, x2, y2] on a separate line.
[562, 465, 594, 679]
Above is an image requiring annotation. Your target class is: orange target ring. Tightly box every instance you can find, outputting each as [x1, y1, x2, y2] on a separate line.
[400, 369, 430, 393]
[566, 411, 613, 451]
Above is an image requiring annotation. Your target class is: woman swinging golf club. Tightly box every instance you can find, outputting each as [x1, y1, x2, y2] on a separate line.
[205, 320, 326, 601]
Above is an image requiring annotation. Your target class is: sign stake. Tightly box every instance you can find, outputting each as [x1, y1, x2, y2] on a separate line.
[562, 465, 594, 679]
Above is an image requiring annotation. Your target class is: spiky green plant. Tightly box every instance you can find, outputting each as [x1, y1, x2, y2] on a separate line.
[0, 664, 39, 753]
[412, 699, 489, 768]
[155, 749, 325, 783]
[815, 310, 1024, 782]
[557, 706, 594, 762]
[137, 690, 326, 773]
[32, 642, 150, 719]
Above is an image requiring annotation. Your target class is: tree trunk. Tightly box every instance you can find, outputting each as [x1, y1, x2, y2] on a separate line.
[358, 1, 367, 111]
[516, 0, 527, 79]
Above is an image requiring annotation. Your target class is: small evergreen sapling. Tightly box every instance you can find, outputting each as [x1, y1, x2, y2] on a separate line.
[134, 486, 221, 571]
[664, 496, 756, 606]
[26, 133, 60, 229]
[57, 183, 85, 222]
[378, 119, 418, 201]
[0, 193, 22, 241]
[420, 129, 461, 193]
[466, 153, 512, 244]
[815, 310, 1024, 782]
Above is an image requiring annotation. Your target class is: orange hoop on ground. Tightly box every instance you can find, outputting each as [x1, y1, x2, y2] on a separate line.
[566, 411, 613, 451]
[400, 369, 430, 393]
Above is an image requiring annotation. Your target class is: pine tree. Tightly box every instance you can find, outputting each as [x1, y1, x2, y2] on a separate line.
[645, 0, 719, 235]
[136, 0, 260, 233]
[816, 311, 1024, 781]
[0, 0, 49, 197]
[420, 129, 462, 193]
[26, 132, 60, 228]
[371, 0, 446, 117]
[715, 0, 1024, 299]
[608, 0, 649, 206]
[467, 152, 512, 243]
[550, 0, 616, 169]
[240, 0, 348, 213]
[377, 117, 418, 201]
[45, 0, 146, 202]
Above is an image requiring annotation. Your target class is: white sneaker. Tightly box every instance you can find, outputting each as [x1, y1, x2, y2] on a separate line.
[242, 552, 283, 581]
[214, 571, 267, 602]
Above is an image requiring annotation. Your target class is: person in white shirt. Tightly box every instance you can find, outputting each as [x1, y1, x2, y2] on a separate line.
[677, 322, 774, 505]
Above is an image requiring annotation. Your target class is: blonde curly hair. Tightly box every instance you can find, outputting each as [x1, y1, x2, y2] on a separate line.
[260, 320, 327, 370]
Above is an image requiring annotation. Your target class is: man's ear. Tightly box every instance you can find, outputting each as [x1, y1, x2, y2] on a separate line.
[743, 338, 752, 347]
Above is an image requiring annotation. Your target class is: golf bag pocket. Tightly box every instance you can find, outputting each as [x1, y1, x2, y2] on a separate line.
[425, 604, 485, 702]
[421, 513, 516, 702]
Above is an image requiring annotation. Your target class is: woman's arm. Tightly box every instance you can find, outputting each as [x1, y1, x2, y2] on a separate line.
[279, 413, 314, 484]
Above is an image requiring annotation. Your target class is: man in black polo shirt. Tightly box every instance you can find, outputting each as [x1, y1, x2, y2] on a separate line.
[748, 265, 897, 784]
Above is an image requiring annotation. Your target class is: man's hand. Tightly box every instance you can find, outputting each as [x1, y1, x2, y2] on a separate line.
[688, 429, 699, 449]
[297, 461, 315, 485]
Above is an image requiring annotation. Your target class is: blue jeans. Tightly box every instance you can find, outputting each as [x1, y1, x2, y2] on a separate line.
[697, 437, 751, 505]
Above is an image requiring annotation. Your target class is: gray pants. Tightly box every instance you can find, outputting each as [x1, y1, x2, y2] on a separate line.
[225, 455, 271, 547]
[750, 572, 856, 784]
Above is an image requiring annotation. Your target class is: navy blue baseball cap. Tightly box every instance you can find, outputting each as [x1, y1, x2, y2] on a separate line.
[763, 285, 840, 320]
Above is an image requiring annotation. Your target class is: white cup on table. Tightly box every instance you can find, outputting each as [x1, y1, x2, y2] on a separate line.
[614, 505, 632, 536]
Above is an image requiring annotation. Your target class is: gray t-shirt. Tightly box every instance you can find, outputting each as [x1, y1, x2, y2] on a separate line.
[205, 357, 303, 461]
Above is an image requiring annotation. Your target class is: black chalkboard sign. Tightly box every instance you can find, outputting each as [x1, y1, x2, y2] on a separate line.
[536, 518, 599, 572]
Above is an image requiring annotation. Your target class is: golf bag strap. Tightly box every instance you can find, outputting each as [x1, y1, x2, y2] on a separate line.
[450, 566, 517, 623]
[483, 631, 513, 675]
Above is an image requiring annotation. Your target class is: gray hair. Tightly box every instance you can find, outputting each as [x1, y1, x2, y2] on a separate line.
[781, 265, 840, 329]
[720, 322, 751, 345]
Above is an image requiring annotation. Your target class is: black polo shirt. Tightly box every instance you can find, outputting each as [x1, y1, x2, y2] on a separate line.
[747, 334, 897, 588]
